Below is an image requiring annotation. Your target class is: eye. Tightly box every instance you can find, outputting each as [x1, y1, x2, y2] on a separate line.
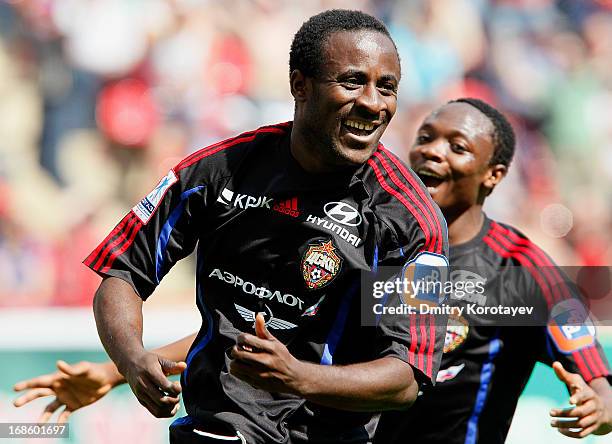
[377, 83, 397, 95]
[340, 77, 362, 89]
[416, 133, 431, 144]
[451, 143, 468, 153]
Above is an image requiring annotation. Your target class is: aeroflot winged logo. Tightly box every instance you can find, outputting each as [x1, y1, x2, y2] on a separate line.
[234, 303, 297, 330]
[217, 187, 273, 209]
[324, 202, 362, 227]
[301, 240, 343, 290]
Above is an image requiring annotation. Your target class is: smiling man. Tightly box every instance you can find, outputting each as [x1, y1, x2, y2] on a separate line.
[374, 98, 612, 443]
[33, 10, 448, 444]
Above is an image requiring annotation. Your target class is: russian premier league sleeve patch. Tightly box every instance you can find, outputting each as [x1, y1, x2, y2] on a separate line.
[547, 299, 596, 354]
[132, 170, 178, 224]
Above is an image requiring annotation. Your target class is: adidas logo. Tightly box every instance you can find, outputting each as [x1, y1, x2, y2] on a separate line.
[273, 197, 300, 218]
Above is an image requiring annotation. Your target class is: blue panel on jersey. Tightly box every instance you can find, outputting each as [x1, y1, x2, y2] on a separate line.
[465, 333, 502, 444]
[155, 186, 205, 283]
[321, 280, 359, 365]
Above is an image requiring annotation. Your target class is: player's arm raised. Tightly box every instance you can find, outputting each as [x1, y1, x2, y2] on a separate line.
[230, 314, 418, 411]
[550, 361, 612, 438]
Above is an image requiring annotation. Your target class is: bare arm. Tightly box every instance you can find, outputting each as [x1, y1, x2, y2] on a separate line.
[93, 276, 183, 417]
[93, 277, 146, 375]
[230, 314, 418, 411]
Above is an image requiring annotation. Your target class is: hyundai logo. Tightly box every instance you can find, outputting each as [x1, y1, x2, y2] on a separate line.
[323, 202, 362, 227]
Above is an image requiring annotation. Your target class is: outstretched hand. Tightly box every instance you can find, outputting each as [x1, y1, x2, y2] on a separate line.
[230, 313, 306, 395]
[549, 361, 612, 438]
[13, 360, 118, 423]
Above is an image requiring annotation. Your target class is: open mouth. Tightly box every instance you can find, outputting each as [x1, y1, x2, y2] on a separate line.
[342, 119, 379, 137]
[416, 169, 446, 189]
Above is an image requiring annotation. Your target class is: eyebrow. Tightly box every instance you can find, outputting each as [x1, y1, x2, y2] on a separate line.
[419, 122, 470, 140]
[337, 70, 398, 84]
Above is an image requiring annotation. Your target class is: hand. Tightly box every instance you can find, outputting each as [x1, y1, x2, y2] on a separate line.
[229, 313, 306, 395]
[121, 352, 186, 418]
[13, 360, 119, 423]
[549, 361, 612, 438]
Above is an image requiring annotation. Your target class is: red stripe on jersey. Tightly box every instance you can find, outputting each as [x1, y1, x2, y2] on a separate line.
[101, 218, 143, 273]
[367, 159, 431, 254]
[418, 314, 428, 375]
[482, 235, 555, 307]
[89, 213, 137, 271]
[95, 215, 140, 271]
[379, 147, 445, 254]
[84, 212, 133, 267]
[427, 314, 436, 378]
[583, 346, 602, 380]
[488, 229, 559, 305]
[176, 126, 287, 172]
[587, 346, 610, 377]
[572, 351, 593, 381]
[373, 151, 437, 253]
[408, 313, 418, 366]
[491, 222, 570, 301]
[492, 223, 611, 377]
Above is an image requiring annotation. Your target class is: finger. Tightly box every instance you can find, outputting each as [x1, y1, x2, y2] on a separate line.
[551, 412, 597, 429]
[14, 374, 57, 391]
[39, 399, 62, 423]
[148, 361, 181, 396]
[13, 388, 56, 407]
[570, 388, 594, 406]
[56, 360, 90, 377]
[159, 359, 187, 377]
[57, 408, 72, 424]
[551, 400, 594, 419]
[558, 423, 599, 439]
[552, 362, 574, 386]
[136, 391, 180, 418]
[231, 346, 273, 368]
[236, 334, 275, 353]
[139, 376, 181, 406]
[255, 312, 274, 340]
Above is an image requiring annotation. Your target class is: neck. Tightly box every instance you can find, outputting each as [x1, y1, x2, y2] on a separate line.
[290, 121, 327, 173]
[444, 205, 485, 246]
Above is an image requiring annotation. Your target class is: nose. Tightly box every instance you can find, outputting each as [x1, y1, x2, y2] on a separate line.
[415, 140, 446, 163]
[354, 83, 385, 116]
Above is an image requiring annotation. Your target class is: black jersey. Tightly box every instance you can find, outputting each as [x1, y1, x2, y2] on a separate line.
[375, 216, 611, 444]
[84, 122, 449, 444]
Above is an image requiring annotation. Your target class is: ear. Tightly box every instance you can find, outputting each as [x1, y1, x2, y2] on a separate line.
[290, 69, 309, 102]
[482, 164, 507, 195]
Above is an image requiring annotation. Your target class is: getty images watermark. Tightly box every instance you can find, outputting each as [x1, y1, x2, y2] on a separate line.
[360, 265, 612, 327]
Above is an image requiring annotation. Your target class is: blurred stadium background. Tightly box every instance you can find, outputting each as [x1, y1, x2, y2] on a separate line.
[0, 0, 611, 443]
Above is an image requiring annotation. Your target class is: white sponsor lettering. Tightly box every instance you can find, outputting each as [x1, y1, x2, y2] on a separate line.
[209, 268, 303, 309]
[217, 187, 273, 210]
[305, 215, 362, 247]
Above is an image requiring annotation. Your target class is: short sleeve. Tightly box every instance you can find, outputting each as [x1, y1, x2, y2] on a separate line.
[376, 207, 450, 386]
[83, 165, 209, 300]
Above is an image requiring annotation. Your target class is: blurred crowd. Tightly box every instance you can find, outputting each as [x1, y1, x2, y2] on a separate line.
[1, 0, 611, 307]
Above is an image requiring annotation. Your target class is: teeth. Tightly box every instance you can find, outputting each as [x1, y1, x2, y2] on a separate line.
[419, 170, 444, 179]
[345, 120, 375, 132]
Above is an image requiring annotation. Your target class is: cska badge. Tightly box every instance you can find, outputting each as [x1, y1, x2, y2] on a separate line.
[301, 240, 343, 290]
